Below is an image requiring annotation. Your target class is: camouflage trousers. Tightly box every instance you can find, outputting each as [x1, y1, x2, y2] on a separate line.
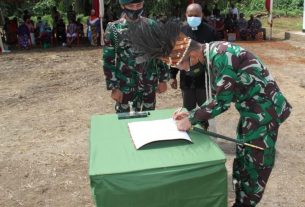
[115, 90, 156, 113]
[232, 119, 279, 207]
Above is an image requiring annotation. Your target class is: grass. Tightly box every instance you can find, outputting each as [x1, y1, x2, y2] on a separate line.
[260, 16, 303, 38]
[261, 16, 303, 30]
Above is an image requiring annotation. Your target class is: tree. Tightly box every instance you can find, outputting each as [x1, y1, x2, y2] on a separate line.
[33, 0, 56, 16]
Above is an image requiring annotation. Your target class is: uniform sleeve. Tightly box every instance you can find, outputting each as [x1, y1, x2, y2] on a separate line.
[155, 59, 170, 82]
[102, 23, 119, 90]
[189, 54, 237, 125]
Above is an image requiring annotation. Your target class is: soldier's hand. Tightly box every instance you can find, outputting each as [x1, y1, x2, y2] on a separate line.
[176, 117, 192, 131]
[173, 111, 189, 121]
[111, 89, 123, 103]
[169, 78, 178, 89]
[157, 82, 167, 93]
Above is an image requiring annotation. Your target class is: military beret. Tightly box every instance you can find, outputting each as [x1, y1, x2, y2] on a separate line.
[119, 0, 143, 5]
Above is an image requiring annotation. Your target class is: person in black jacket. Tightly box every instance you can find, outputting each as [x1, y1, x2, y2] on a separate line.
[170, 3, 219, 128]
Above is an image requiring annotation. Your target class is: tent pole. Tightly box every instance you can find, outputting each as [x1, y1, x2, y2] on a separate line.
[99, 0, 105, 46]
[269, 0, 273, 40]
[302, 0, 305, 32]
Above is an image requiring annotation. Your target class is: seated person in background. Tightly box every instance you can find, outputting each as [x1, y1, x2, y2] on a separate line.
[66, 20, 78, 47]
[39, 22, 52, 47]
[232, 14, 239, 39]
[5, 17, 18, 45]
[23, 10, 31, 22]
[207, 15, 216, 28]
[25, 18, 35, 45]
[51, 6, 60, 38]
[203, 4, 211, 17]
[229, 3, 239, 17]
[67, 5, 76, 23]
[3, 17, 10, 43]
[248, 14, 263, 40]
[17, 20, 31, 49]
[25, 18, 34, 32]
[76, 18, 84, 38]
[224, 13, 235, 33]
[35, 17, 42, 38]
[215, 14, 225, 39]
[224, 13, 238, 40]
[237, 13, 248, 40]
[56, 18, 66, 45]
[212, 4, 220, 17]
[87, 9, 100, 46]
[35, 17, 43, 29]
[232, 14, 238, 29]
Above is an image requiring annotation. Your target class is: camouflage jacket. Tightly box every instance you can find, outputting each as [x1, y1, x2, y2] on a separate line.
[103, 17, 169, 94]
[189, 42, 292, 127]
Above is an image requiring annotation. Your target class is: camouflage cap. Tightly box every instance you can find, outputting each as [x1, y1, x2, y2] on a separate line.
[119, 0, 144, 5]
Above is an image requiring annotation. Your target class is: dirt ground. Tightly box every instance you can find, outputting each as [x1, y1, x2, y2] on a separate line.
[0, 39, 305, 207]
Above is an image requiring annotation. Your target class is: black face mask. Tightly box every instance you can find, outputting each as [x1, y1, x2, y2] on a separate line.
[123, 7, 143, 20]
[186, 61, 204, 77]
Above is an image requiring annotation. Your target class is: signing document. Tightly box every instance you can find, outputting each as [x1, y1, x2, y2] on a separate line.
[128, 118, 192, 149]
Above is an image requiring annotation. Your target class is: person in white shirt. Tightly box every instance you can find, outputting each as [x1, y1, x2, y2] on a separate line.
[229, 3, 238, 17]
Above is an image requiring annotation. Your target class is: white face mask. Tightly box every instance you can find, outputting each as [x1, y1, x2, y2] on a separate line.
[187, 16, 202, 28]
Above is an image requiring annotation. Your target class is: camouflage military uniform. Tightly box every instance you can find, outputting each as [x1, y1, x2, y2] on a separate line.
[103, 17, 169, 112]
[189, 42, 292, 206]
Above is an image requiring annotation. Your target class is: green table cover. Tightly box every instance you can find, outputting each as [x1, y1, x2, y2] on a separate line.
[89, 109, 227, 207]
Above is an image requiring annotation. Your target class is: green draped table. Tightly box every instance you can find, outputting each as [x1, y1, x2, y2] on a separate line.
[89, 109, 227, 207]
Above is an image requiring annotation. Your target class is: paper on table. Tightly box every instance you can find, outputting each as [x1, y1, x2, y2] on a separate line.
[128, 118, 192, 149]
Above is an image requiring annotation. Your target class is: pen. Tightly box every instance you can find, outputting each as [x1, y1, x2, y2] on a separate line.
[175, 107, 183, 114]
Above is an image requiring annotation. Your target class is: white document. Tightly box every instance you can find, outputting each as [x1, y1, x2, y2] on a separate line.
[128, 118, 192, 149]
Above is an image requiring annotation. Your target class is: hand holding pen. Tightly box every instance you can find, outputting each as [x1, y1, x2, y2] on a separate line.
[173, 107, 189, 121]
[173, 107, 192, 131]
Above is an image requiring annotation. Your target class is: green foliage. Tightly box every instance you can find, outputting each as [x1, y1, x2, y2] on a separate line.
[272, 9, 286, 16]
[238, 0, 265, 13]
[1, 0, 304, 20]
[285, 10, 303, 16]
[76, 14, 88, 25]
[0, 2, 24, 17]
[273, 0, 303, 11]
[58, 0, 66, 13]
[33, 0, 56, 16]
[41, 15, 53, 27]
[238, 0, 303, 17]
[144, 0, 188, 18]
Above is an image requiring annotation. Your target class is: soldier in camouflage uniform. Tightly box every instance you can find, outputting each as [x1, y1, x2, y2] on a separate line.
[186, 41, 292, 207]
[127, 22, 292, 207]
[103, 0, 169, 112]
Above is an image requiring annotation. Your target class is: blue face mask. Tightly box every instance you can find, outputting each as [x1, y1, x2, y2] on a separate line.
[187, 16, 202, 28]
